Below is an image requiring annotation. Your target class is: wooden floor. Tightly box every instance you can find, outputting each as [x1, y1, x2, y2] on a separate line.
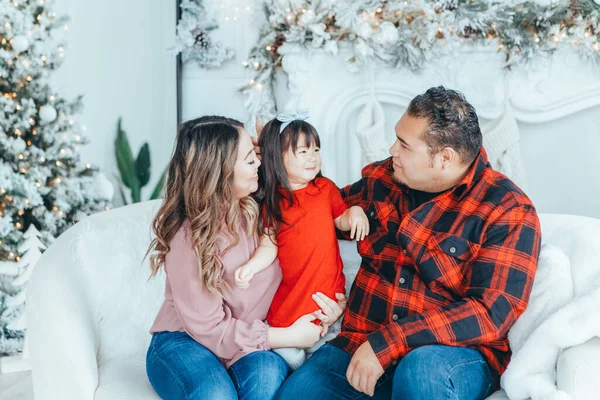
[0, 371, 34, 400]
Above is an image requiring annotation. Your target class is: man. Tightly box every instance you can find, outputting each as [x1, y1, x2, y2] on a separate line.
[275, 86, 541, 399]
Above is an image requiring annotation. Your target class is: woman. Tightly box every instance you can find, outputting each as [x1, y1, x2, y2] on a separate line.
[145, 116, 345, 400]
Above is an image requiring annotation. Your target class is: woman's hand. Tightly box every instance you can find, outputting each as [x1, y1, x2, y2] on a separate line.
[289, 313, 323, 348]
[312, 292, 347, 337]
[269, 312, 323, 349]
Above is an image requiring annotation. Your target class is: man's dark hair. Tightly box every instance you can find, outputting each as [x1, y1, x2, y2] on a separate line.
[407, 86, 482, 165]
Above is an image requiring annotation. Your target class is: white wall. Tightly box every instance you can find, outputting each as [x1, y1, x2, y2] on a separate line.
[180, 5, 600, 220]
[51, 0, 177, 204]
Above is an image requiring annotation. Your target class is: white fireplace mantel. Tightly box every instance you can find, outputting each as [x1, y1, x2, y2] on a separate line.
[271, 44, 600, 218]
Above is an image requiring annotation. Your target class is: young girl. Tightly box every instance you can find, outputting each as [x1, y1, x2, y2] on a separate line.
[234, 110, 369, 370]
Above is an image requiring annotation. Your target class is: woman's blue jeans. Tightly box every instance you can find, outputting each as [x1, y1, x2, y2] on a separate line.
[146, 331, 289, 400]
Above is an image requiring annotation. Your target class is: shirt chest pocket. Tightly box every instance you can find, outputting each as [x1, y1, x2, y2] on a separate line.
[357, 201, 398, 257]
[418, 232, 480, 298]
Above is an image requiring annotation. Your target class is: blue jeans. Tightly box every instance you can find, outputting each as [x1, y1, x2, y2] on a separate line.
[146, 331, 290, 400]
[275, 344, 497, 400]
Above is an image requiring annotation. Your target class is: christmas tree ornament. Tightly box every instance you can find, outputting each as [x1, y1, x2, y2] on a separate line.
[39, 105, 57, 123]
[10, 35, 29, 53]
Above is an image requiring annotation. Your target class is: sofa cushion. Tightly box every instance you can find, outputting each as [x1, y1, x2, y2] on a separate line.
[95, 356, 159, 400]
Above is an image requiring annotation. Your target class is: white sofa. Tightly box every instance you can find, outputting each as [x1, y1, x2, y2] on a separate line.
[27, 200, 600, 399]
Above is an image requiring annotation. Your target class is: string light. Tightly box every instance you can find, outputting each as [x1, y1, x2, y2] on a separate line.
[86, 164, 91, 169]
[56, 160, 62, 166]
[18, 154, 24, 160]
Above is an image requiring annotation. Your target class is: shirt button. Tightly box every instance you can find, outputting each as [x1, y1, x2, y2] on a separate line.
[449, 246, 457, 254]
[392, 360, 398, 366]
[369, 211, 376, 218]
[399, 277, 405, 284]
[403, 249, 407, 255]
[392, 314, 399, 321]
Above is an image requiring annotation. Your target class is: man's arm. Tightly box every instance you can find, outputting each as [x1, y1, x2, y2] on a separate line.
[366, 204, 541, 369]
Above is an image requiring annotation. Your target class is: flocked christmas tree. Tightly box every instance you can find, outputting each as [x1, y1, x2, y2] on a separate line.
[0, 0, 112, 355]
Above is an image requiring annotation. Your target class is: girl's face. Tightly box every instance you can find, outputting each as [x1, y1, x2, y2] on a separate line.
[233, 128, 261, 199]
[283, 132, 321, 190]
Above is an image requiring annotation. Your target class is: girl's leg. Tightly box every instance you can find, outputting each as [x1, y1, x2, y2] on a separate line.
[273, 347, 306, 370]
[228, 350, 290, 400]
[146, 331, 237, 400]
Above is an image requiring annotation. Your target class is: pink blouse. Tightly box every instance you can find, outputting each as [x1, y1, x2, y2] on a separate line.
[150, 220, 282, 368]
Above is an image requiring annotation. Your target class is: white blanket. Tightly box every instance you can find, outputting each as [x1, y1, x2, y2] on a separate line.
[500, 244, 600, 400]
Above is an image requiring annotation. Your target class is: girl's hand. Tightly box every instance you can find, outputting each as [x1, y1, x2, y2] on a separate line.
[234, 264, 255, 290]
[312, 292, 347, 336]
[288, 312, 323, 348]
[348, 206, 369, 241]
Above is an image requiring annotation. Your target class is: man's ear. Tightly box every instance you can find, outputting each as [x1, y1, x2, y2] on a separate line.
[440, 147, 456, 169]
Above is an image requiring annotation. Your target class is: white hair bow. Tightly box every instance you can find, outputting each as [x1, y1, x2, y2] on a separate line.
[275, 109, 310, 133]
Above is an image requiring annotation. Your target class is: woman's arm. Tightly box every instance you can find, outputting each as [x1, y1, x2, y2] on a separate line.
[167, 231, 272, 362]
[234, 231, 277, 289]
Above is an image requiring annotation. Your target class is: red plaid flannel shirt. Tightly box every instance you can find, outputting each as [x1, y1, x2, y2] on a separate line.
[330, 148, 541, 377]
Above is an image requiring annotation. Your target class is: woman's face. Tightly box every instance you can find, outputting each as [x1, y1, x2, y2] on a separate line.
[233, 128, 261, 199]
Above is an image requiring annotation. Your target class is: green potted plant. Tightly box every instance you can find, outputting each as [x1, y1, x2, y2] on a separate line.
[114, 118, 167, 204]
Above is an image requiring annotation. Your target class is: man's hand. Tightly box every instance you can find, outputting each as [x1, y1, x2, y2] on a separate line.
[252, 118, 263, 160]
[312, 292, 347, 337]
[346, 341, 385, 396]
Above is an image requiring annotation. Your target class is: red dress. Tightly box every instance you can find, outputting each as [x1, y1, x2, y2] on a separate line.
[266, 177, 347, 328]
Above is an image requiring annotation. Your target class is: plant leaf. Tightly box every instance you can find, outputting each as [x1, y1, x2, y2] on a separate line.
[114, 118, 138, 190]
[150, 168, 168, 200]
[135, 143, 151, 187]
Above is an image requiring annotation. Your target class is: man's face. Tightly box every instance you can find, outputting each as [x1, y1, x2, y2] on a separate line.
[389, 113, 443, 192]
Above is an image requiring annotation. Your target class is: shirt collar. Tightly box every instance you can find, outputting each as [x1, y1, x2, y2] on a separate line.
[452, 147, 489, 200]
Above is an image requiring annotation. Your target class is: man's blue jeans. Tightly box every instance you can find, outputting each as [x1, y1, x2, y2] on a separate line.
[146, 331, 289, 400]
[275, 343, 497, 400]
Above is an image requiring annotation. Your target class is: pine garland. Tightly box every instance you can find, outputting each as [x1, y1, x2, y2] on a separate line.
[236, 0, 600, 122]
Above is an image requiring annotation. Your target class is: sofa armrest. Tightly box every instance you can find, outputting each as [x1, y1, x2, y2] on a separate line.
[27, 242, 99, 400]
[557, 337, 600, 398]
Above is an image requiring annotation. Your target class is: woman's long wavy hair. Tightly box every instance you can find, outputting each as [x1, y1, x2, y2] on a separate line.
[257, 119, 321, 235]
[146, 116, 259, 296]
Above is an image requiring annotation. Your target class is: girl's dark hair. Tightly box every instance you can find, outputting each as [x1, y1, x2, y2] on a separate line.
[257, 119, 321, 235]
